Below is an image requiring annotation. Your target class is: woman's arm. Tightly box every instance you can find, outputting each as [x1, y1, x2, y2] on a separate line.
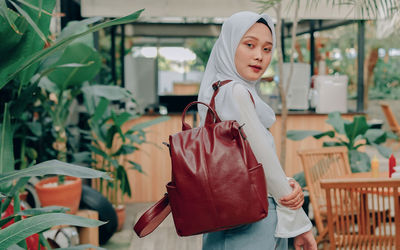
[231, 84, 314, 239]
[231, 84, 295, 200]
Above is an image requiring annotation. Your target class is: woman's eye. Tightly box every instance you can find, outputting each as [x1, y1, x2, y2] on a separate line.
[246, 43, 254, 48]
[264, 47, 271, 52]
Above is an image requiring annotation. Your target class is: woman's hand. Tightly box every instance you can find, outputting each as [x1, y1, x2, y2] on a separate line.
[294, 230, 317, 250]
[279, 179, 304, 210]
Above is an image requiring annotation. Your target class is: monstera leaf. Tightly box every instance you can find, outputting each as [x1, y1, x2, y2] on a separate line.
[47, 43, 101, 91]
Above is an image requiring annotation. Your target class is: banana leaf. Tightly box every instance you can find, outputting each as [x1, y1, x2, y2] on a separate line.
[1, 9, 144, 89]
[0, 160, 111, 184]
[0, 0, 55, 89]
[47, 43, 101, 91]
[344, 116, 369, 146]
[0, 213, 105, 249]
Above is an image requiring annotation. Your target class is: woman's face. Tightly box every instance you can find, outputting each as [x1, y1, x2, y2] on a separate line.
[234, 22, 273, 81]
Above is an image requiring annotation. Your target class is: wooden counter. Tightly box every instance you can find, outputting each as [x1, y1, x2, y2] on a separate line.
[122, 112, 359, 203]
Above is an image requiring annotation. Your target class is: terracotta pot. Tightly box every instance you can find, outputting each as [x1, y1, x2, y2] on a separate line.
[35, 176, 82, 214]
[115, 205, 126, 232]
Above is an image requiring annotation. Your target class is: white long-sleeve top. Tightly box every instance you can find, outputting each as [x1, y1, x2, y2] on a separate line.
[231, 83, 312, 238]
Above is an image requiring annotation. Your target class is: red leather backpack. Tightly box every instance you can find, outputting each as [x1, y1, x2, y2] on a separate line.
[134, 80, 269, 237]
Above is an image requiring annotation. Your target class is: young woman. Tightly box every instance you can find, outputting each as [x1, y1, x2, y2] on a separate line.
[197, 11, 317, 250]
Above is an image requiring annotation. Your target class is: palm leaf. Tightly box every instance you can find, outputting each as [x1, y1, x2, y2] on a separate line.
[1, 9, 144, 89]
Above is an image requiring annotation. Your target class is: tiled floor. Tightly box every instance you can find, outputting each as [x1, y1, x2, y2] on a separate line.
[103, 203, 202, 250]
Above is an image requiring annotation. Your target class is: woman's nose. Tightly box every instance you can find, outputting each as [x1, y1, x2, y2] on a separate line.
[254, 49, 263, 61]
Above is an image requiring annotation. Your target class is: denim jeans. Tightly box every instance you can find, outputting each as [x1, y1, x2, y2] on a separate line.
[202, 197, 288, 250]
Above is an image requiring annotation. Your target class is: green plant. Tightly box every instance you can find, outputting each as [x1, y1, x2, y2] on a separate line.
[81, 85, 169, 207]
[0, 0, 145, 247]
[1, 0, 143, 185]
[1, 103, 110, 249]
[287, 112, 397, 173]
[0, 160, 110, 249]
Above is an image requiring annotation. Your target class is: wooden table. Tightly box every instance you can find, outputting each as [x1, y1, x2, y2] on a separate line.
[320, 172, 400, 248]
[337, 171, 389, 179]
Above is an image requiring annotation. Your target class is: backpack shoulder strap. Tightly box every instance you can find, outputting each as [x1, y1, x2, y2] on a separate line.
[206, 80, 256, 124]
[133, 194, 171, 238]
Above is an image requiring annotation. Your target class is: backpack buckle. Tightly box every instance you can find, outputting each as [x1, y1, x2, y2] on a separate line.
[212, 81, 221, 91]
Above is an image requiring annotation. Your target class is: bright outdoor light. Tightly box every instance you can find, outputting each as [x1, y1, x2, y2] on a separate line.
[159, 47, 196, 62]
[140, 47, 157, 58]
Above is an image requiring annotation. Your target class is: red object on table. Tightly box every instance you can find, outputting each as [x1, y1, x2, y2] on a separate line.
[389, 154, 396, 178]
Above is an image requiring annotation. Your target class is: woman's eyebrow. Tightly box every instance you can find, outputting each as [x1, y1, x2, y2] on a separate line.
[243, 36, 273, 45]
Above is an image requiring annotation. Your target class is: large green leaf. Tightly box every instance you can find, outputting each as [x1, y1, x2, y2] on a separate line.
[47, 43, 101, 90]
[1, 9, 144, 89]
[0, 6, 28, 55]
[364, 129, 386, 144]
[344, 116, 369, 146]
[0, 103, 14, 174]
[0, 160, 111, 184]
[37, 62, 96, 89]
[348, 150, 371, 172]
[0, 213, 105, 249]
[8, 0, 47, 43]
[0, 206, 69, 227]
[0, 0, 55, 89]
[286, 130, 335, 141]
[326, 112, 348, 134]
[56, 18, 100, 46]
[39, 17, 100, 71]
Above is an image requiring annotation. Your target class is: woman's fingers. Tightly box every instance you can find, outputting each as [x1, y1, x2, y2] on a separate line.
[280, 179, 304, 209]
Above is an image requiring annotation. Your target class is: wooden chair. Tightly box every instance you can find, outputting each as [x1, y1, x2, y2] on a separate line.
[380, 101, 400, 137]
[320, 178, 400, 249]
[297, 147, 352, 245]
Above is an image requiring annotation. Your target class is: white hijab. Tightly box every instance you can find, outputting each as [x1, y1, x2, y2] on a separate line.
[198, 11, 276, 129]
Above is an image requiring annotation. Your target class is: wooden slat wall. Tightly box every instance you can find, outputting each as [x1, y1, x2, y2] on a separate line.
[122, 113, 357, 203]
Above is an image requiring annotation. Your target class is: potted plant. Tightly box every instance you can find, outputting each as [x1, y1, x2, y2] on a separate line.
[1, 102, 110, 249]
[286, 112, 398, 185]
[0, 0, 143, 245]
[81, 84, 169, 231]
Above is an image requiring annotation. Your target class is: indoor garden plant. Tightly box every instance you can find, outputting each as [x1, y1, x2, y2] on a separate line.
[81, 84, 169, 231]
[0, 0, 144, 247]
[287, 112, 397, 186]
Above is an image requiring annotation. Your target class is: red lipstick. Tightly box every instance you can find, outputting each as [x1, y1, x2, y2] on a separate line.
[250, 65, 261, 73]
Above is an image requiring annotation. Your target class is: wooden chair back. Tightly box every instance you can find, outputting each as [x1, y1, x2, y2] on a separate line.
[380, 101, 400, 137]
[298, 147, 351, 244]
[321, 178, 400, 249]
